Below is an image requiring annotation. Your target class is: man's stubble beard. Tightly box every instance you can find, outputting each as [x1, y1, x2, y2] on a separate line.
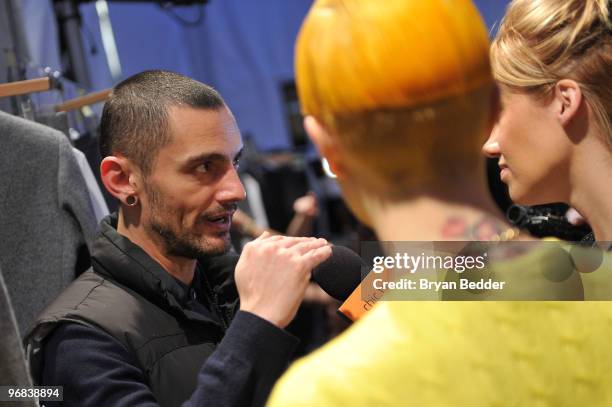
[144, 182, 231, 259]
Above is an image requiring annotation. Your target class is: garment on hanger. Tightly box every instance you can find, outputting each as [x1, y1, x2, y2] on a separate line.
[72, 147, 109, 222]
[35, 112, 109, 221]
[72, 130, 118, 213]
[0, 111, 97, 335]
[0, 265, 36, 406]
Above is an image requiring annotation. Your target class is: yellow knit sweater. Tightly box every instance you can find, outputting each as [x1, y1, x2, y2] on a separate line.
[268, 250, 612, 406]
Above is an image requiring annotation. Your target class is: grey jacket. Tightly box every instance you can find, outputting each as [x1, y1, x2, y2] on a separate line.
[0, 111, 97, 335]
[0, 266, 36, 407]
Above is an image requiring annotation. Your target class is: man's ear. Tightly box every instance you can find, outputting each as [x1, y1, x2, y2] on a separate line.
[554, 79, 583, 127]
[100, 156, 139, 205]
[303, 116, 346, 179]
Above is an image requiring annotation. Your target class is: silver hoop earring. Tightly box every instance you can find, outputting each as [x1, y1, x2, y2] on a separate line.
[126, 195, 138, 207]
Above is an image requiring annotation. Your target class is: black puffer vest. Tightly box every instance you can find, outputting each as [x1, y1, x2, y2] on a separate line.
[25, 214, 239, 407]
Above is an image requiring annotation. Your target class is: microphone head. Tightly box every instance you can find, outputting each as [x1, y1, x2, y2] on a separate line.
[312, 245, 365, 301]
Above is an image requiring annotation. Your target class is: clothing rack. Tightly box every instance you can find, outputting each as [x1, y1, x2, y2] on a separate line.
[0, 77, 52, 98]
[0, 76, 111, 113]
[55, 88, 111, 112]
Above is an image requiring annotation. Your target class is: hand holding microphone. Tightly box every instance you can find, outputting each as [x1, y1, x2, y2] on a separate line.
[235, 232, 332, 328]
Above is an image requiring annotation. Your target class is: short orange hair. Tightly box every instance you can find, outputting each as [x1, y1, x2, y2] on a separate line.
[296, 0, 494, 194]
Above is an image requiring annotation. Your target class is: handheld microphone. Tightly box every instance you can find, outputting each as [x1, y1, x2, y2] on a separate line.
[336, 271, 383, 322]
[311, 245, 365, 302]
[229, 243, 373, 321]
[310, 245, 382, 322]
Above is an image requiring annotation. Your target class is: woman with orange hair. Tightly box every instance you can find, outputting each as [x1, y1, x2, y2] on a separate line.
[266, 0, 612, 406]
[483, 0, 611, 242]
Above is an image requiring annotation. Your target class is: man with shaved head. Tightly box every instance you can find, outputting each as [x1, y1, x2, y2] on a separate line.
[26, 70, 331, 407]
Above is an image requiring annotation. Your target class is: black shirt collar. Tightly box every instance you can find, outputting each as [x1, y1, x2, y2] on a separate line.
[91, 213, 237, 327]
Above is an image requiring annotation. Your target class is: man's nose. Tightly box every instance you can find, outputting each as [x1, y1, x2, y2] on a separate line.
[482, 127, 501, 158]
[217, 167, 246, 203]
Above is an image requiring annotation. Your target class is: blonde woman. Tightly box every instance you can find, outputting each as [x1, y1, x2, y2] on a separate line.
[483, 0, 611, 242]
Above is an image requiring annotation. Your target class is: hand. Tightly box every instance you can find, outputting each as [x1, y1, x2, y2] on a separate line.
[235, 231, 332, 328]
[293, 192, 318, 218]
[231, 209, 268, 237]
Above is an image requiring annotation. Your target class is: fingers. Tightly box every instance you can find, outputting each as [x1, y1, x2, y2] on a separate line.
[255, 230, 271, 240]
[252, 233, 329, 257]
[261, 235, 326, 250]
[302, 245, 333, 270]
[255, 231, 283, 242]
[275, 236, 316, 249]
[290, 238, 329, 255]
[255, 232, 311, 245]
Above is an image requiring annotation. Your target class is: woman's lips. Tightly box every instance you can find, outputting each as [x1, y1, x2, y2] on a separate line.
[499, 164, 510, 181]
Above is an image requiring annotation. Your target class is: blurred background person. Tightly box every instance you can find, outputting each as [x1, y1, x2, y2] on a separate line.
[232, 192, 319, 239]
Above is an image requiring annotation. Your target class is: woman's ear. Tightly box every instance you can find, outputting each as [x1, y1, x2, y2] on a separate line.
[554, 79, 583, 127]
[304, 116, 346, 178]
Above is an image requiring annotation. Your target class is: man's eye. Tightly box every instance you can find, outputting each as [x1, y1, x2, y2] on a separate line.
[233, 158, 241, 169]
[196, 162, 211, 173]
